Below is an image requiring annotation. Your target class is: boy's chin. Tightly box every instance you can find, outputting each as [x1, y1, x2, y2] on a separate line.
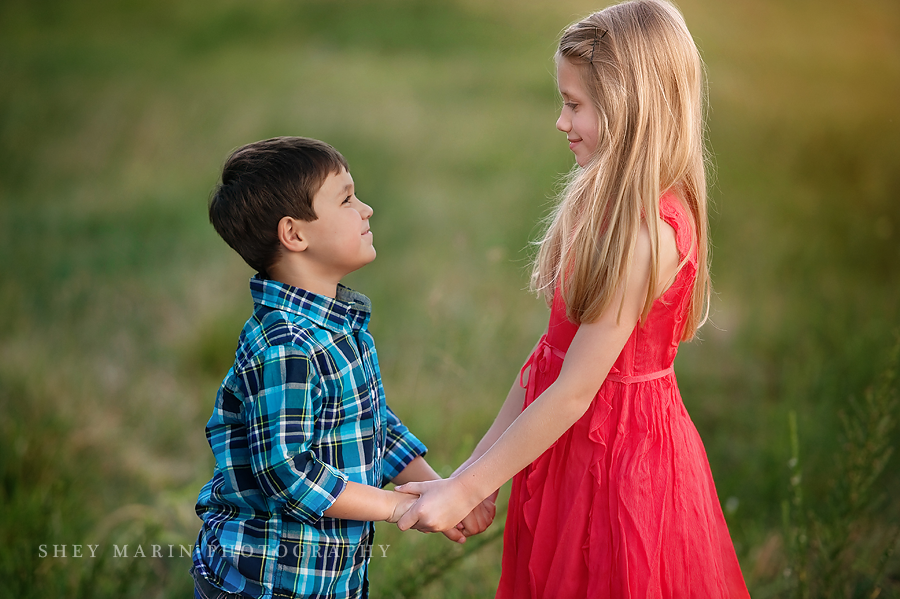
[348, 251, 377, 274]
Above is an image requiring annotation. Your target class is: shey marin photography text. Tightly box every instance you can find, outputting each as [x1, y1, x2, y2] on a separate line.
[38, 543, 393, 560]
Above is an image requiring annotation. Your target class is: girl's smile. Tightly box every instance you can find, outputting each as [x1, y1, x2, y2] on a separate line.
[556, 58, 600, 167]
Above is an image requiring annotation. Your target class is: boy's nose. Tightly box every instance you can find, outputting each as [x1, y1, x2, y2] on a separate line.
[359, 200, 373, 219]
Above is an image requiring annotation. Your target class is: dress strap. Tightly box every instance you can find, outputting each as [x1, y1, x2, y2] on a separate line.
[659, 191, 697, 266]
[605, 366, 674, 384]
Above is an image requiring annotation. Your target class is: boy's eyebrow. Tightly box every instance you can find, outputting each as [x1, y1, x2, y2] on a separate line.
[340, 183, 354, 196]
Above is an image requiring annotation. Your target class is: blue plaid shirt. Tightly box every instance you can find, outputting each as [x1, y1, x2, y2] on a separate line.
[193, 276, 427, 599]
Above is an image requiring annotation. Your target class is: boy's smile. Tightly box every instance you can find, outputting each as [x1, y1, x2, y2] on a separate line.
[297, 168, 376, 283]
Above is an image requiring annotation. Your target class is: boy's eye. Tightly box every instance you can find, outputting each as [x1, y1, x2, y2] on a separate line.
[343, 196, 352, 204]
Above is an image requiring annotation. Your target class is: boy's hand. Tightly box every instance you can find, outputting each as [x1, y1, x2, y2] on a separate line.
[456, 491, 498, 537]
[387, 490, 418, 524]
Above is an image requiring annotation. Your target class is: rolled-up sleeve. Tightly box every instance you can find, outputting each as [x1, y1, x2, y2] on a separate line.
[380, 405, 428, 486]
[246, 346, 348, 523]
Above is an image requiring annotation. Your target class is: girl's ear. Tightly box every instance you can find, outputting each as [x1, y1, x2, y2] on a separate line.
[277, 216, 309, 253]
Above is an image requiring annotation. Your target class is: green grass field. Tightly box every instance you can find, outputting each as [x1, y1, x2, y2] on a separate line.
[1, 0, 898, 596]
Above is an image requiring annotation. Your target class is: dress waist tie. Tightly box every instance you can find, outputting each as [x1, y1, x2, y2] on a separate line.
[520, 334, 674, 391]
[605, 366, 674, 384]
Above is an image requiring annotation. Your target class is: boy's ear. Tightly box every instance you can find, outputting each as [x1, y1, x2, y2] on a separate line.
[277, 216, 309, 253]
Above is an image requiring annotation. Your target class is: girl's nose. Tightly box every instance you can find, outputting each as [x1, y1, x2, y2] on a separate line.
[556, 112, 569, 133]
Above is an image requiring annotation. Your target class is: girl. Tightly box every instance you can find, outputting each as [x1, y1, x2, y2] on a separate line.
[397, 1, 750, 596]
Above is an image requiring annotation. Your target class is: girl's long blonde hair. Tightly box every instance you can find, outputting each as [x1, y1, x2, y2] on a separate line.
[532, 0, 710, 340]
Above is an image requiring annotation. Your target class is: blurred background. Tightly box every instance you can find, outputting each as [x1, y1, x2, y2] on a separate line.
[1, 0, 898, 597]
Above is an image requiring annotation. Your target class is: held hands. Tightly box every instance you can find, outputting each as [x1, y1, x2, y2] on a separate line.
[393, 477, 495, 538]
[386, 489, 469, 544]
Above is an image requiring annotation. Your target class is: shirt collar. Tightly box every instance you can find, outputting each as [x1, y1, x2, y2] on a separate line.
[249, 275, 371, 334]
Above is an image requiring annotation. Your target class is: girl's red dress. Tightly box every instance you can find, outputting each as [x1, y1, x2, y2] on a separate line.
[497, 193, 750, 598]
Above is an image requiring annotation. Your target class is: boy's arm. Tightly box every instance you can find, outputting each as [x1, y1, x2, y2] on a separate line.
[323, 481, 416, 524]
[319, 457, 443, 523]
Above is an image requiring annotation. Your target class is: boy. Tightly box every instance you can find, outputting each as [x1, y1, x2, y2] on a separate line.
[191, 137, 492, 598]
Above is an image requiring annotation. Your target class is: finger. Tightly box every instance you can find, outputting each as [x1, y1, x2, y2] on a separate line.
[473, 509, 495, 533]
[461, 519, 487, 537]
[394, 482, 423, 495]
[396, 508, 418, 532]
[412, 519, 448, 534]
[412, 521, 436, 533]
[441, 528, 466, 544]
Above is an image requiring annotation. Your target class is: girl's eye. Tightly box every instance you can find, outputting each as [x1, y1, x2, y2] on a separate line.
[565, 102, 578, 110]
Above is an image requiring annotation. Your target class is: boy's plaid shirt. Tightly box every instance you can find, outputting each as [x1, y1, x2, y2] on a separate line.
[193, 276, 426, 599]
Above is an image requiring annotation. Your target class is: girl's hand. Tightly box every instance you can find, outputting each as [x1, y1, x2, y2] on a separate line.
[394, 478, 481, 534]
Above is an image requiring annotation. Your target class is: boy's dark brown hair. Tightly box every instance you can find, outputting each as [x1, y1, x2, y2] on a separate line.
[209, 136, 349, 275]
